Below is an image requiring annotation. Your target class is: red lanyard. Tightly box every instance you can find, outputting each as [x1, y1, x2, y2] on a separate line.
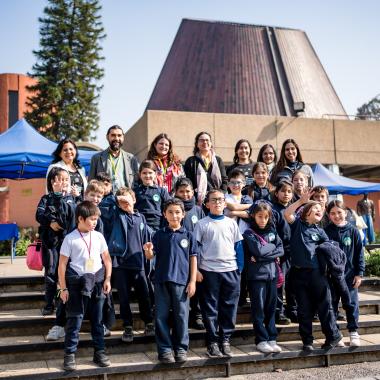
[78, 230, 92, 258]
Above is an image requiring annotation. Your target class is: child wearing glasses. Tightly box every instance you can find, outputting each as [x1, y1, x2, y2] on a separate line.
[193, 190, 244, 358]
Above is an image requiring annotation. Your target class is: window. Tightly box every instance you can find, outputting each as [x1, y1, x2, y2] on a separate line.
[8, 91, 19, 128]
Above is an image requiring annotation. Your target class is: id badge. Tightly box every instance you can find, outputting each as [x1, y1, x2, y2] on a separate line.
[85, 258, 94, 272]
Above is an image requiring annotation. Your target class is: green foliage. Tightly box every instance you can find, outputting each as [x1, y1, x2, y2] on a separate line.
[0, 228, 37, 257]
[25, 0, 106, 141]
[356, 94, 380, 120]
[365, 249, 380, 277]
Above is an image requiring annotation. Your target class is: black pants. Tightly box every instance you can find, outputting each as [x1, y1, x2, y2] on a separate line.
[113, 268, 153, 327]
[293, 267, 340, 345]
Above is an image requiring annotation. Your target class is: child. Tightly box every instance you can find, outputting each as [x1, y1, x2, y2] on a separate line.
[194, 189, 244, 358]
[271, 180, 293, 215]
[325, 200, 365, 347]
[85, 180, 105, 233]
[134, 160, 171, 231]
[284, 191, 342, 351]
[144, 199, 198, 364]
[36, 167, 76, 341]
[100, 187, 154, 342]
[95, 172, 114, 203]
[58, 201, 112, 371]
[174, 177, 205, 330]
[311, 185, 330, 228]
[292, 170, 309, 202]
[247, 162, 272, 201]
[243, 202, 284, 353]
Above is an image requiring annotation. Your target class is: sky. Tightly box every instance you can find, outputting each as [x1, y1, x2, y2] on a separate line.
[1, 0, 379, 148]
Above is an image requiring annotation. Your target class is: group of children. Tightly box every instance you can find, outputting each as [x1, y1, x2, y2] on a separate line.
[35, 156, 365, 371]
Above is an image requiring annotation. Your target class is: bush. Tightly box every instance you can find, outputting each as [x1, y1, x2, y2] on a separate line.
[365, 249, 380, 277]
[0, 227, 37, 257]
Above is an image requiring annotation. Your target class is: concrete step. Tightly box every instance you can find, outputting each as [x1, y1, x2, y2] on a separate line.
[0, 314, 380, 364]
[1, 332, 380, 379]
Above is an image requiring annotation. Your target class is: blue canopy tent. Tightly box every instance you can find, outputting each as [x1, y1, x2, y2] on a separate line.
[0, 119, 95, 179]
[313, 163, 380, 195]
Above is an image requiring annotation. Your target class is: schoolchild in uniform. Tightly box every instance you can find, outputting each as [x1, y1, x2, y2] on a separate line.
[325, 200, 365, 347]
[100, 187, 154, 343]
[95, 172, 114, 204]
[174, 177, 205, 330]
[134, 160, 171, 231]
[271, 180, 294, 325]
[36, 167, 76, 341]
[58, 201, 112, 371]
[194, 189, 244, 358]
[311, 186, 330, 229]
[144, 198, 198, 364]
[243, 202, 284, 353]
[291, 170, 309, 202]
[284, 191, 342, 351]
[247, 162, 272, 201]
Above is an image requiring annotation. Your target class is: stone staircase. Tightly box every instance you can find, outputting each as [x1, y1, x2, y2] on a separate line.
[0, 275, 380, 379]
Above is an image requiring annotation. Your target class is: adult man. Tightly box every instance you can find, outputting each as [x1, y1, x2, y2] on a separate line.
[89, 125, 139, 192]
[357, 194, 376, 244]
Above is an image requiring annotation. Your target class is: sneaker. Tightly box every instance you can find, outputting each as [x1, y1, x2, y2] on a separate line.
[336, 339, 345, 347]
[321, 333, 343, 350]
[350, 331, 361, 347]
[221, 342, 232, 357]
[256, 341, 274, 353]
[103, 325, 111, 337]
[192, 318, 205, 330]
[121, 326, 133, 343]
[144, 323, 155, 337]
[276, 315, 291, 325]
[93, 350, 111, 367]
[337, 312, 346, 321]
[63, 353, 76, 371]
[41, 305, 54, 316]
[158, 351, 175, 364]
[302, 344, 314, 352]
[312, 313, 319, 322]
[268, 341, 282, 353]
[207, 342, 223, 358]
[174, 351, 188, 363]
[46, 325, 65, 341]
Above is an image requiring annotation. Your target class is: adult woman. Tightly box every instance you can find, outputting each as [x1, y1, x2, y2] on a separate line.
[227, 139, 254, 187]
[184, 132, 228, 205]
[46, 138, 87, 197]
[257, 144, 277, 178]
[270, 139, 313, 187]
[146, 133, 184, 194]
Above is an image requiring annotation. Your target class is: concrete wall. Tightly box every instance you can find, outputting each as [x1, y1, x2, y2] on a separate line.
[124, 110, 380, 166]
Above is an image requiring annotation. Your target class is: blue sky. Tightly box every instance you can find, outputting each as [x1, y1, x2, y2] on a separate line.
[1, 0, 379, 147]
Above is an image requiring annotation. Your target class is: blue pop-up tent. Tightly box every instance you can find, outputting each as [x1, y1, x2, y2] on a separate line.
[313, 163, 380, 195]
[0, 119, 96, 179]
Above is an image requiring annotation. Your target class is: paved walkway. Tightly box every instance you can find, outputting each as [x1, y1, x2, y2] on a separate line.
[0, 257, 42, 278]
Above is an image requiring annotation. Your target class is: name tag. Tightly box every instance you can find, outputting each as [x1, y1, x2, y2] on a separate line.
[85, 258, 95, 272]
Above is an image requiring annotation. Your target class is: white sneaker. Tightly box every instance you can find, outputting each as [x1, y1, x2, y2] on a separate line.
[256, 341, 274, 353]
[350, 331, 361, 347]
[46, 325, 65, 341]
[103, 324, 111, 337]
[336, 338, 345, 347]
[268, 340, 282, 352]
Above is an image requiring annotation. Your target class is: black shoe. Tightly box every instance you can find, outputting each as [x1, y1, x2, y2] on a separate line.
[93, 350, 111, 367]
[63, 353, 76, 371]
[41, 305, 54, 316]
[288, 314, 298, 323]
[276, 315, 291, 325]
[207, 342, 223, 358]
[302, 344, 314, 352]
[121, 326, 133, 343]
[192, 318, 205, 330]
[337, 312, 346, 321]
[321, 334, 343, 350]
[144, 323, 155, 336]
[158, 351, 175, 364]
[312, 314, 319, 322]
[174, 351, 188, 363]
[221, 342, 232, 357]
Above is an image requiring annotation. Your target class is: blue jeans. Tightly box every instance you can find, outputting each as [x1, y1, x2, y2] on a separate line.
[199, 270, 240, 345]
[248, 279, 277, 344]
[155, 282, 189, 355]
[362, 214, 375, 244]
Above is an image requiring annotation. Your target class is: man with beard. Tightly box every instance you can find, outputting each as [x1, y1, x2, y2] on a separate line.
[89, 125, 139, 192]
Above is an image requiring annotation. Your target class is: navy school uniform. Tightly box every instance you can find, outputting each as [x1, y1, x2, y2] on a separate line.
[100, 197, 153, 327]
[325, 223, 365, 332]
[289, 217, 341, 345]
[243, 227, 284, 344]
[246, 183, 271, 202]
[152, 227, 199, 355]
[134, 183, 171, 231]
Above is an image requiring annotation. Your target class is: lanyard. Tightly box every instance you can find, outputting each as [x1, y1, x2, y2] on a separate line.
[78, 230, 92, 258]
[109, 153, 121, 176]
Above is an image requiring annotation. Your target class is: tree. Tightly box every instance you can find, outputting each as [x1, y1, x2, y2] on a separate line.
[25, 0, 105, 141]
[356, 94, 380, 121]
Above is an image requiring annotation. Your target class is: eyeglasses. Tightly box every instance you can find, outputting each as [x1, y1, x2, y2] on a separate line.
[209, 197, 225, 204]
[228, 181, 244, 186]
